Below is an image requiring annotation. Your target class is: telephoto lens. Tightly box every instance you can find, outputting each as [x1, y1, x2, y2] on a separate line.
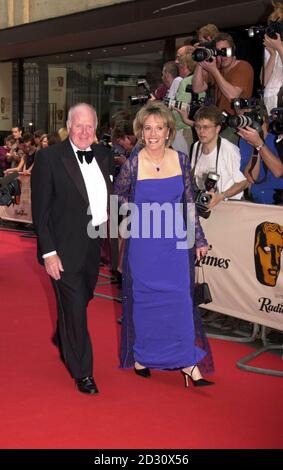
[228, 114, 253, 129]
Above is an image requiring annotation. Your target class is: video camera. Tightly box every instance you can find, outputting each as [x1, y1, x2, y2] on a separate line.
[247, 21, 283, 41]
[129, 79, 152, 106]
[192, 46, 234, 63]
[0, 172, 21, 206]
[194, 172, 220, 219]
[269, 107, 283, 135]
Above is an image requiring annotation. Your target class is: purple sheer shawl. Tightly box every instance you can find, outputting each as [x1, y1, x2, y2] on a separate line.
[114, 150, 214, 374]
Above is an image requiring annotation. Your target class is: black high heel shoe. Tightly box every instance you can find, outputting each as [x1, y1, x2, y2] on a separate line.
[181, 365, 214, 388]
[134, 366, 151, 378]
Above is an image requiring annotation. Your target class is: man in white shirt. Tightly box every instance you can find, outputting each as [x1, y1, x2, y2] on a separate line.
[31, 103, 117, 394]
[190, 105, 247, 210]
[162, 61, 182, 100]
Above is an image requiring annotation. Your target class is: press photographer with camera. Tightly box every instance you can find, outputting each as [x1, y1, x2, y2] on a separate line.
[192, 33, 254, 116]
[0, 135, 16, 176]
[238, 120, 283, 181]
[111, 120, 138, 168]
[238, 113, 283, 204]
[162, 61, 182, 100]
[191, 105, 248, 215]
[171, 49, 205, 154]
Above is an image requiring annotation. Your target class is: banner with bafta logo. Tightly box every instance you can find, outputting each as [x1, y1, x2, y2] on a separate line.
[200, 200, 283, 331]
[0, 174, 32, 223]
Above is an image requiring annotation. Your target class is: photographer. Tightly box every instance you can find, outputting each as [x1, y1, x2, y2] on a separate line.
[262, 2, 283, 113]
[192, 33, 254, 115]
[191, 105, 247, 211]
[172, 50, 205, 154]
[0, 135, 16, 175]
[238, 125, 283, 183]
[162, 61, 182, 100]
[111, 119, 141, 170]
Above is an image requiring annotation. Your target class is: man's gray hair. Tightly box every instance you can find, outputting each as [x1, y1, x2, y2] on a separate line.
[67, 103, 97, 129]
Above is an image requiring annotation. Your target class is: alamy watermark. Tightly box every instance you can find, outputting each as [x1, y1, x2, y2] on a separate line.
[87, 195, 196, 249]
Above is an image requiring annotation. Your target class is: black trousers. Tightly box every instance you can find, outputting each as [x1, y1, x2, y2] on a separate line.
[52, 238, 101, 379]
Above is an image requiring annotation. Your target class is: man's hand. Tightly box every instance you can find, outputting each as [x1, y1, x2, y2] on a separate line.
[175, 108, 194, 126]
[44, 254, 64, 280]
[237, 126, 263, 147]
[198, 56, 218, 74]
[264, 33, 283, 53]
[207, 191, 225, 209]
[114, 155, 127, 166]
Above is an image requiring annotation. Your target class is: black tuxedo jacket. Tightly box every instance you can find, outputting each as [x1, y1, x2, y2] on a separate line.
[31, 139, 118, 272]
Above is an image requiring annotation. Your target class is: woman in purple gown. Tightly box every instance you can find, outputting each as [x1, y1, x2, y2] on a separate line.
[114, 102, 214, 387]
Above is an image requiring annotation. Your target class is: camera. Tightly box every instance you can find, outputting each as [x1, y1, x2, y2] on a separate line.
[163, 94, 204, 120]
[221, 110, 263, 131]
[129, 79, 152, 106]
[269, 107, 283, 135]
[0, 172, 21, 206]
[101, 133, 112, 148]
[231, 97, 260, 110]
[247, 21, 283, 40]
[192, 46, 234, 62]
[194, 172, 220, 219]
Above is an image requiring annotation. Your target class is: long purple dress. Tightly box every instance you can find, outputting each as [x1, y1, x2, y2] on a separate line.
[114, 150, 214, 373]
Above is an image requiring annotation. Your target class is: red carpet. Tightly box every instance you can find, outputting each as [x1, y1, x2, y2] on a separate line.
[0, 231, 282, 449]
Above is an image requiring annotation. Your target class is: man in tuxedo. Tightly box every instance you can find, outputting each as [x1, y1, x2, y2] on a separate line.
[31, 103, 117, 394]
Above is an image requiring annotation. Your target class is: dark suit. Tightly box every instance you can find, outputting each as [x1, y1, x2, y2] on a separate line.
[31, 139, 117, 378]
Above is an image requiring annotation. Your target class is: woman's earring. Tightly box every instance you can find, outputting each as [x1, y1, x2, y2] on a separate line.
[141, 131, 145, 144]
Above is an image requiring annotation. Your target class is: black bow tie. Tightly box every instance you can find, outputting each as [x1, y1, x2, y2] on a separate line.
[77, 150, 94, 164]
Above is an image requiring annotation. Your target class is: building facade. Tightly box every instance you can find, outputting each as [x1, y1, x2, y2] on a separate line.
[0, 0, 271, 136]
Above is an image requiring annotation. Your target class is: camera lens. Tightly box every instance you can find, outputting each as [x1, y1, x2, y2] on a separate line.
[228, 114, 253, 129]
[192, 48, 212, 62]
[200, 193, 211, 204]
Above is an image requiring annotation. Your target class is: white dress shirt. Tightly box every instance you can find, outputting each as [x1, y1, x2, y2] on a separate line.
[43, 139, 108, 258]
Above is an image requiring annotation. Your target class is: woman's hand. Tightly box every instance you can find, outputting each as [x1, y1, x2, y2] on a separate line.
[196, 245, 208, 261]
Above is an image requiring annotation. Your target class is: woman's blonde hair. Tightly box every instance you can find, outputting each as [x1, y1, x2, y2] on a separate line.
[133, 101, 176, 146]
[197, 23, 220, 41]
[268, 1, 283, 22]
[58, 127, 69, 141]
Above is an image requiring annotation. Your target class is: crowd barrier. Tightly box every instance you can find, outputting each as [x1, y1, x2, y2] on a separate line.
[1, 178, 282, 332]
[201, 200, 283, 332]
[0, 173, 32, 224]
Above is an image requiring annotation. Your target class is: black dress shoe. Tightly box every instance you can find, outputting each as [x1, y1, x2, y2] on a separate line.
[76, 376, 99, 394]
[134, 367, 151, 378]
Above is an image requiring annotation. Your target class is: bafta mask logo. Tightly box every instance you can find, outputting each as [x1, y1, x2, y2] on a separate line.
[56, 109, 63, 121]
[57, 76, 64, 87]
[254, 222, 283, 287]
[1, 97, 6, 113]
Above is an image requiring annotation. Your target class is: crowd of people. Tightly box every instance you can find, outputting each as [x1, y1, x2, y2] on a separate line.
[1, 2, 282, 394]
[0, 127, 65, 177]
